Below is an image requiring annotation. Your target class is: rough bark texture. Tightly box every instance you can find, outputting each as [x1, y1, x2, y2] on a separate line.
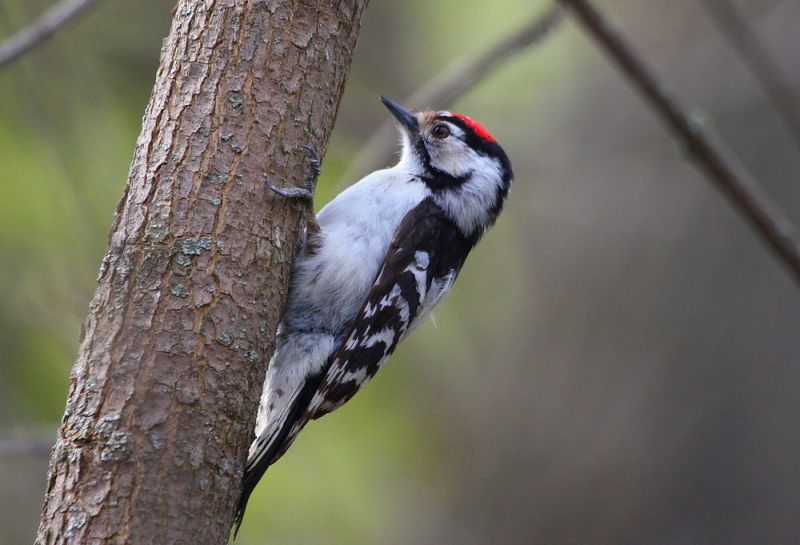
[35, 0, 368, 543]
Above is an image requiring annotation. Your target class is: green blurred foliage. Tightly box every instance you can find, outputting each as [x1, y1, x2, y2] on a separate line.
[0, 1, 171, 427]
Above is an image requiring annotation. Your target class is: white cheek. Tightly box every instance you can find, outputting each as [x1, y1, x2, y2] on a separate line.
[434, 156, 505, 235]
[433, 144, 481, 176]
[430, 141, 478, 176]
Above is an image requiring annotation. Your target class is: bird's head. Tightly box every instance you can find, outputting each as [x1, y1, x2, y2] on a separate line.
[381, 96, 513, 238]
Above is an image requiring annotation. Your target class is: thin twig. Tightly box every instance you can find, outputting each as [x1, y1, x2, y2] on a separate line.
[341, 5, 564, 182]
[700, 0, 800, 152]
[558, 0, 800, 287]
[0, 436, 53, 457]
[0, 0, 101, 70]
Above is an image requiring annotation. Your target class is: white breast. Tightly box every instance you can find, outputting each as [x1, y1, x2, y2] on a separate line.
[284, 166, 429, 334]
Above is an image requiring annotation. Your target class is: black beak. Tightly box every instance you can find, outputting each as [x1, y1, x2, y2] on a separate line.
[380, 96, 418, 132]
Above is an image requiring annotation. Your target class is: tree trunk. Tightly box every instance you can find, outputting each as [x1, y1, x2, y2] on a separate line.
[35, 1, 369, 543]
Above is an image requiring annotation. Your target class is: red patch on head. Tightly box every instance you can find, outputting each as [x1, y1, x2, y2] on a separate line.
[451, 113, 496, 143]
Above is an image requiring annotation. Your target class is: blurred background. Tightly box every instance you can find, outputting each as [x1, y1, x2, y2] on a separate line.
[1, 0, 799, 543]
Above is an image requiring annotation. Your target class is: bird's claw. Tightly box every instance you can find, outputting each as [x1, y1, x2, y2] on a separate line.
[297, 144, 321, 181]
[268, 182, 314, 201]
[266, 144, 321, 203]
[297, 144, 320, 164]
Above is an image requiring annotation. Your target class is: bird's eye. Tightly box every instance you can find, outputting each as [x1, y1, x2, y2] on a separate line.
[432, 124, 450, 139]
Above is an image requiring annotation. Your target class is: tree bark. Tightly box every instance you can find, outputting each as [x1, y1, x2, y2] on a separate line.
[35, 1, 369, 543]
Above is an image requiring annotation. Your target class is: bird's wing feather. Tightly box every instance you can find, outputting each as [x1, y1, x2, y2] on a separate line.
[308, 198, 473, 419]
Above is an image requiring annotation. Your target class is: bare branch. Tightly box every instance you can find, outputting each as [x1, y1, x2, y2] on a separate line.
[0, 436, 53, 457]
[0, 0, 100, 70]
[700, 0, 800, 153]
[558, 0, 800, 287]
[341, 5, 564, 182]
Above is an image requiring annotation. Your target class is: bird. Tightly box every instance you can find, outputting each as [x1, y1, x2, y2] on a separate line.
[233, 96, 513, 534]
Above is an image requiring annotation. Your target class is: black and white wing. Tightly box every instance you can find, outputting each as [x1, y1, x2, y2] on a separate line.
[308, 198, 474, 419]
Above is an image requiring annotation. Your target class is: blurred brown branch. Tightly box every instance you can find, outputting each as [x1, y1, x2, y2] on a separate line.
[700, 0, 800, 152]
[0, 436, 53, 457]
[342, 4, 564, 182]
[558, 0, 800, 287]
[0, 0, 100, 69]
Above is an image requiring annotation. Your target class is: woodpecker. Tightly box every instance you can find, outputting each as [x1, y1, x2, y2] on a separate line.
[234, 97, 513, 534]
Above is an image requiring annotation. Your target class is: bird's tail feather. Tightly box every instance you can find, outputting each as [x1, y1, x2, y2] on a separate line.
[231, 372, 325, 538]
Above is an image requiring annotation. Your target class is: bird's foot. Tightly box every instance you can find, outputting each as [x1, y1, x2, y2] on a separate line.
[267, 182, 314, 201]
[266, 144, 321, 203]
[298, 144, 321, 184]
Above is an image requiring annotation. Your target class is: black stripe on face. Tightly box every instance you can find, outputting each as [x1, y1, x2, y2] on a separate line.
[437, 114, 512, 176]
[408, 121, 468, 191]
[422, 169, 471, 192]
[434, 115, 500, 156]
[438, 116, 510, 173]
[431, 114, 514, 228]
[409, 133, 470, 191]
